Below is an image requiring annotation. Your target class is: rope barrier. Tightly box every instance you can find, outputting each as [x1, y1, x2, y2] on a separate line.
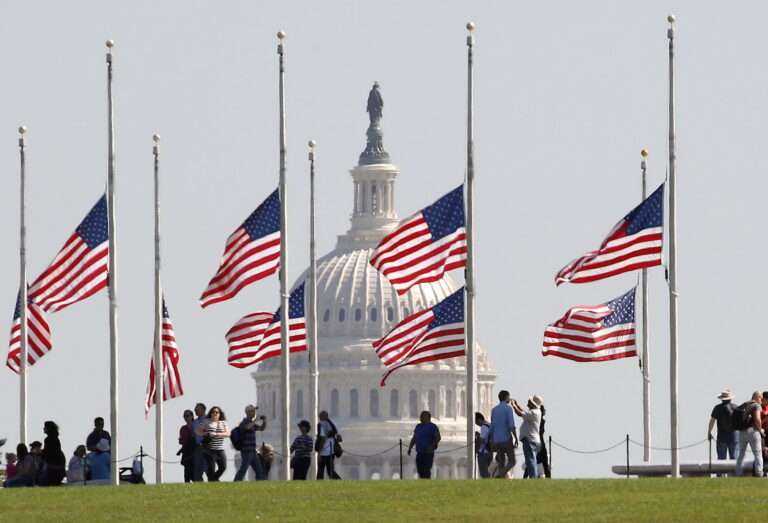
[435, 445, 469, 455]
[629, 438, 708, 451]
[342, 443, 399, 458]
[550, 438, 626, 455]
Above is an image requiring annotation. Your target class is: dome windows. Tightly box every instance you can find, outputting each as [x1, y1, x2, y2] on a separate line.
[370, 389, 379, 417]
[338, 308, 346, 322]
[323, 309, 330, 322]
[350, 389, 359, 417]
[389, 389, 399, 417]
[370, 307, 378, 322]
[386, 306, 394, 322]
[409, 390, 418, 418]
[355, 308, 362, 321]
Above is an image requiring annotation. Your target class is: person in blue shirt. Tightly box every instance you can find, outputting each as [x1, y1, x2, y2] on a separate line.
[408, 411, 441, 479]
[87, 439, 111, 481]
[489, 390, 517, 478]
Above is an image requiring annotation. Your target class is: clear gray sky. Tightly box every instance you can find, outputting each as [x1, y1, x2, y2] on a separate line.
[1, 1, 766, 481]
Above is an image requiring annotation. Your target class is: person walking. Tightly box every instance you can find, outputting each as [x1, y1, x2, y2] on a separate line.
[512, 396, 543, 479]
[178, 410, 196, 483]
[191, 402, 208, 482]
[41, 421, 66, 486]
[198, 406, 230, 481]
[316, 411, 341, 480]
[489, 390, 517, 478]
[735, 391, 764, 477]
[474, 412, 492, 479]
[290, 420, 313, 480]
[234, 404, 267, 481]
[408, 411, 441, 479]
[708, 389, 737, 460]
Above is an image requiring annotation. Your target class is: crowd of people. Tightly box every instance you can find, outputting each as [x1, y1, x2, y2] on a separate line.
[2, 418, 113, 487]
[708, 388, 768, 476]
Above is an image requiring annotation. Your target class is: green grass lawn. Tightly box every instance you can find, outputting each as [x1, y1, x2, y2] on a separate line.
[0, 478, 766, 522]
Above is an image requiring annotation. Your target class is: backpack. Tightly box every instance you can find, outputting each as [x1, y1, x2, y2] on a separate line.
[731, 402, 754, 431]
[230, 426, 243, 451]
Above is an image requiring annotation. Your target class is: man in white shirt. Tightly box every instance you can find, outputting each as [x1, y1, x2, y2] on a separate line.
[317, 411, 341, 480]
[512, 395, 543, 479]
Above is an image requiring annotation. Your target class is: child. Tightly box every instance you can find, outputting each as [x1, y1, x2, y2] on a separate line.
[67, 445, 87, 483]
[5, 452, 18, 480]
[290, 420, 313, 480]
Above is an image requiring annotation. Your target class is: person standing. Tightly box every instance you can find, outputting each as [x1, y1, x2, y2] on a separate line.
[87, 439, 111, 481]
[512, 396, 543, 479]
[474, 412, 492, 479]
[198, 406, 229, 481]
[489, 390, 517, 478]
[316, 411, 341, 480]
[735, 391, 764, 477]
[178, 410, 196, 483]
[537, 404, 551, 478]
[708, 389, 737, 460]
[191, 402, 208, 482]
[290, 420, 313, 480]
[41, 421, 66, 486]
[408, 411, 441, 479]
[85, 417, 111, 453]
[234, 404, 267, 481]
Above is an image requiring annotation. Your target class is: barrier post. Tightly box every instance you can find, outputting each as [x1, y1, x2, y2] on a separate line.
[708, 436, 713, 476]
[548, 435, 553, 478]
[625, 435, 630, 479]
[399, 439, 404, 480]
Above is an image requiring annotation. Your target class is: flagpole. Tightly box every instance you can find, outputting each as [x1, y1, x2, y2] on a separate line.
[18, 125, 28, 445]
[277, 30, 291, 481]
[106, 39, 120, 486]
[464, 21, 477, 480]
[308, 139, 318, 481]
[666, 15, 680, 478]
[153, 133, 164, 484]
[640, 148, 651, 463]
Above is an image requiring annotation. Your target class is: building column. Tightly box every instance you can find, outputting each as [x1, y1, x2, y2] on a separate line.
[382, 460, 392, 480]
[451, 460, 459, 480]
[359, 461, 368, 481]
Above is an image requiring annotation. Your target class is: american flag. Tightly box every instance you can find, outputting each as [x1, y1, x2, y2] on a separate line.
[226, 282, 306, 368]
[6, 292, 52, 373]
[542, 287, 637, 362]
[145, 298, 184, 416]
[373, 287, 465, 385]
[200, 189, 281, 308]
[370, 185, 466, 296]
[555, 184, 664, 286]
[28, 195, 109, 313]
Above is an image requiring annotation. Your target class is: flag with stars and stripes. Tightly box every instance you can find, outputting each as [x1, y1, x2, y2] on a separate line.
[370, 185, 466, 296]
[555, 184, 664, 286]
[28, 195, 109, 313]
[200, 189, 281, 308]
[145, 298, 184, 416]
[226, 282, 306, 368]
[373, 287, 465, 385]
[542, 287, 637, 362]
[6, 292, 52, 373]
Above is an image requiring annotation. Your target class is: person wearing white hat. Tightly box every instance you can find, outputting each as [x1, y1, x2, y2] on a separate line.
[512, 395, 544, 479]
[86, 438, 111, 481]
[708, 389, 737, 460]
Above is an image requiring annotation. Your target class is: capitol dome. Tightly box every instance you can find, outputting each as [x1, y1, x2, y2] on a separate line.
[253, 84, 496, 480]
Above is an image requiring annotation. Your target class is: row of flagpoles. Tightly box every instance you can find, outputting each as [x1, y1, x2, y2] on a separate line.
[10, 15, 681, 483]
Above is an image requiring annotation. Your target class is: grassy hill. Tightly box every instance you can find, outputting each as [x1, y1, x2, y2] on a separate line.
[0, 478, 765, 522]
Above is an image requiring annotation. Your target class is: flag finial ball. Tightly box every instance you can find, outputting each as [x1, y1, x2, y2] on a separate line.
[641, 148, 649, 158]
[466, 21, 476, 31]
[308, 140, 316, 149]
[277, 31, 286, 40]
[153, 134, 161, 143]
[106, 39, 115, 48]
[18, 125, 27, 135]
[667, 14, 676, 23]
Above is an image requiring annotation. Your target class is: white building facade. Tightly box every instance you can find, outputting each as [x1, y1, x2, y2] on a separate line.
[253, 85, 496, 479]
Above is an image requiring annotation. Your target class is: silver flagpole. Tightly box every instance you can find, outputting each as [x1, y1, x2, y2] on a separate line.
[640, 148, 651, 463]
[666, 15, 680, 478]
[153, 134, 164, 484]
[106, 39, 120, 486]
[18, 125, 28, 445]
[308, 139, 318, 481]
[464, 21, 477, 480]
[277, 30, 291, 481]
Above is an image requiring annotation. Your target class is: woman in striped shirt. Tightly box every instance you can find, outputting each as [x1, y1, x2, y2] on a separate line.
[197, 406, 230, 481]
[290, 420, 314, 480]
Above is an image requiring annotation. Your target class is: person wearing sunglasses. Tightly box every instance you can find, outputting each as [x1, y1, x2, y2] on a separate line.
[197, 406, 230, 481]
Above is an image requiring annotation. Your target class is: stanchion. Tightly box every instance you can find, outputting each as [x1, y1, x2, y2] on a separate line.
[549, 435, 553, 478]
[399, 438, 403, 480]
[625, 434, 630, 479]
[708, 436, 712, 476]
